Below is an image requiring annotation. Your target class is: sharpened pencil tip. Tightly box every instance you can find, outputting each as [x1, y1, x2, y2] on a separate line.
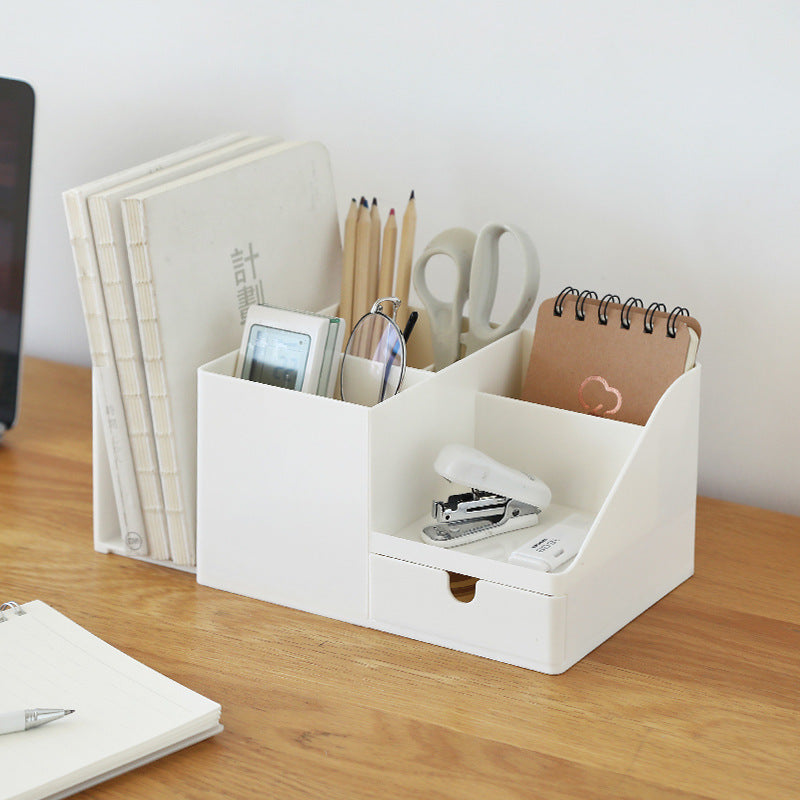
[360, 196, 369, 208]
[372, 197, 377, 206]
[409, 189, 415, 200]
[65, 710, 75, 715]
[389, 208, 395, 215]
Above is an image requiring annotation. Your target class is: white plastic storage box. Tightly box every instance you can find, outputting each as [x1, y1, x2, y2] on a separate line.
[195, 327, 700, 674]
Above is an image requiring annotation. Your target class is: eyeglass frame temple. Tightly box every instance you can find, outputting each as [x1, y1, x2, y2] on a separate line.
[379, 322, 407, 402]
[373, 297, 406, 401]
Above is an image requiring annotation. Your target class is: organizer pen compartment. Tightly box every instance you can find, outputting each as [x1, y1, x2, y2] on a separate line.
[196, 323, 700, 673]
[195, 310, 436, 625]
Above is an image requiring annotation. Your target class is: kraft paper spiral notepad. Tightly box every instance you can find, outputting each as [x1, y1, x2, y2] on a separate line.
[0, 600, 221, 800]
[522, 287, 701, 425]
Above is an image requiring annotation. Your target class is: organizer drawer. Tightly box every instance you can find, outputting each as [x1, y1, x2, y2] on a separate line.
[369, 554, 568, 673]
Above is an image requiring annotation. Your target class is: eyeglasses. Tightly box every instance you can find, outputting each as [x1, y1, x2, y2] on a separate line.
[340, 297, 407, 406]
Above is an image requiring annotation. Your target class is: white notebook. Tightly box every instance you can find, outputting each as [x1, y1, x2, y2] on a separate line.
[63, 132, 249, 561]
[0, 600, 222, 800]
[87, 134, 280, 563]
[123, 140, 342, 565]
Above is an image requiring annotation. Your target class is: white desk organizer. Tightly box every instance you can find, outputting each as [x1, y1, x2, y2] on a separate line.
[195, 328, 700, 674]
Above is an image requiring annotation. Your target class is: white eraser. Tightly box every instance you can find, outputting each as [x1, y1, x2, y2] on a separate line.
[509, 516, 590, 571]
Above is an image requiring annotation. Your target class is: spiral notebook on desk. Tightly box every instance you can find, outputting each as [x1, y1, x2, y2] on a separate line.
[0, 600, 222, 800]
[522, 288, 701, 425]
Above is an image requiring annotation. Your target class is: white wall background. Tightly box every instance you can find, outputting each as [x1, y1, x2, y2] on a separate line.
[2, 1, 798, 515]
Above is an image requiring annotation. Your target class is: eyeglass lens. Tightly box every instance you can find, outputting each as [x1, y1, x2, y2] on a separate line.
[340, 313, 404, 406]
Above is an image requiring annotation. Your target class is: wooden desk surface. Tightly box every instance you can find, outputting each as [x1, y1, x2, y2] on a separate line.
[2, 357, 798, 799]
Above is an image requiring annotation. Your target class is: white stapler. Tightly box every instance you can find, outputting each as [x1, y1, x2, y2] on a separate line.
[421, 444, 552, 548]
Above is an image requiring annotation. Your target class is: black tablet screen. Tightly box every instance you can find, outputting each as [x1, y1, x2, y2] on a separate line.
[0, 78, 34, 431]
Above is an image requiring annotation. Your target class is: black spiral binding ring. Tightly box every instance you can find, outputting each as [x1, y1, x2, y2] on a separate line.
[560, 288, 685, 336]
[575, 290, 598, 321]
[667, 306, 690, 338]
[644, 302, 667, 334]
[598, 294, 621, 325]
[553, 286, 578, 317]
[0, 601, 25, 622]
[620, 296, 644, 330]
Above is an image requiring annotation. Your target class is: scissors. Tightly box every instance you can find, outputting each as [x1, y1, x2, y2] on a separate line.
[412, 222, 540, 371]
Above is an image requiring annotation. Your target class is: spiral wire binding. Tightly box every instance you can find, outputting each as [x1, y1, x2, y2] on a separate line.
[575, 290, 598, 321]
[598, 294, 621, 325]
[554, 287, 691, 336]
[620, 296, 644, 329]
[667, 306, 690, 338]
[644, 302, 667, 334]
[0, 601, 25, 622]
[553, 286, 578, 316]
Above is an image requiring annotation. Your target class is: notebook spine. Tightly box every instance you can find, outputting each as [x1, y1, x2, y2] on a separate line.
[90, 198, 171, 562]
[63, 192, 149, 558]
[124, 199, 194, 567]
[63, 191, 114, 370]
[553, 286, 690, 338]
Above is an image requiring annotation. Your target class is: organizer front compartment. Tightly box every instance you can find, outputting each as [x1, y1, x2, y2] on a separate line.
[196, 352, 372, 625]
[370, 554, 568, 673]
[196, 347, 438, 625]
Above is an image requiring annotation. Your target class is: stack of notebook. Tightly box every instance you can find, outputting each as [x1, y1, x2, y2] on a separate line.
[64, 134, 342, 567]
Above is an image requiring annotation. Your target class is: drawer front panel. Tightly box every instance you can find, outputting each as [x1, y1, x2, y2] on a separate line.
[369, 554, 566, 671]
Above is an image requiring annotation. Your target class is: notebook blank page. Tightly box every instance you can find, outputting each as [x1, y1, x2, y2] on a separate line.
[0, 600, 220, 800]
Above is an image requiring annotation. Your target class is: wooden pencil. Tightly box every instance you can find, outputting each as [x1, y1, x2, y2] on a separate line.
[378, 207, 397, 301]
[394, 190, 417, 325]
[368, 197, 381, 307]
[351, 196, 372, 330]
[338, 198, 358, 331]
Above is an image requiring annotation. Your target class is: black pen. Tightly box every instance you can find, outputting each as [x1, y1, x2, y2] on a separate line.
[378, 316, 415, 403]
[402, 310, 419, 344]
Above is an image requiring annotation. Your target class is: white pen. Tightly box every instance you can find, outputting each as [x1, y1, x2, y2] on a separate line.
[0, 708, 75, 734]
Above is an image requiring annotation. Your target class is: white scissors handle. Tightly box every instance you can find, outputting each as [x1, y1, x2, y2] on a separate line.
[412, 227, 476, 371]
[461, 222, 540, 357]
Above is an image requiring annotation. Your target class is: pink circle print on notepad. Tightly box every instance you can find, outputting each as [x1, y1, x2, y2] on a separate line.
[578, 375, 622, 417]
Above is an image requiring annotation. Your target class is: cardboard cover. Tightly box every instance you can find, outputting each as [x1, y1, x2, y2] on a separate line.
[521, 294, 700, 425]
